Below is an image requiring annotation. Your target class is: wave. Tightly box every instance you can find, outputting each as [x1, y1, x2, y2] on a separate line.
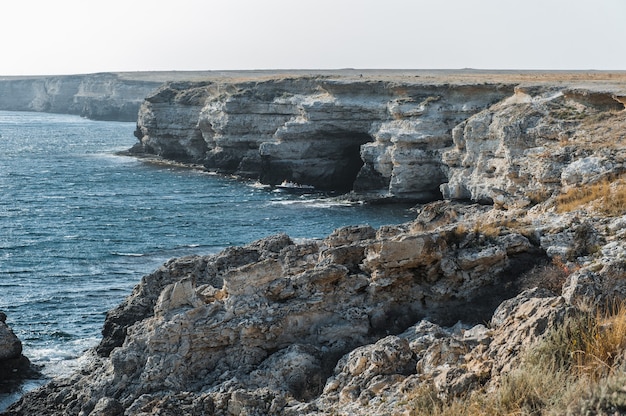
[247, 181, 271, 189]
[111, 244, 217, 261]
[268, 198, 357, 208]
[111, 252, 145, 257]
[26, 336, 101, 378]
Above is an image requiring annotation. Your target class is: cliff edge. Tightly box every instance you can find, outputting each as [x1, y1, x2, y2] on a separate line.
[0, 73, 165, 121]
[129, 70, 626, 202]
[5, 70, 626, 415]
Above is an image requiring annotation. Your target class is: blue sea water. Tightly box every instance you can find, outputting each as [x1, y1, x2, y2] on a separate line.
[0, 111, 414, 384]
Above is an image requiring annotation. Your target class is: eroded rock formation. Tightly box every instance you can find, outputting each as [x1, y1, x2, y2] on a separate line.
[131, 76, 513, 198]
[442, 87, 626, 207]
[130, 72, 626, 203]
[2, 208, 538, 415]
[5, 71, 626, 415]
[0, 312, 38, 393]
[8, 191, 626, 415]
[0, 73, 163, 121]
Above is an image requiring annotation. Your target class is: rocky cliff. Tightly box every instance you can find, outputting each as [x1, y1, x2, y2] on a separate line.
[6, 71, 626, 415]
[130, 71, 626, 202]
[0, 73, 163, 121]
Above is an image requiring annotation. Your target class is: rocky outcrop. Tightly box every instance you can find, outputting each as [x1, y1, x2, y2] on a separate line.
[0, 73, 162, 121]
[6, 71, 626, 415]
[441, 87, 626, 207]
[6, 207, 545, 416]
[131, 76, 512, 197]
[0, 312, 38, 392]
[8, 186, 626, 415]
[130, 72, 626, 202]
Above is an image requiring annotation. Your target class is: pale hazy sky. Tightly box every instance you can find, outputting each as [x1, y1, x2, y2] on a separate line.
[2, 0, 624, 75]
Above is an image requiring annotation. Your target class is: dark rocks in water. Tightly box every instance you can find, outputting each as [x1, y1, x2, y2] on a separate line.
[0, 312, 40, 394]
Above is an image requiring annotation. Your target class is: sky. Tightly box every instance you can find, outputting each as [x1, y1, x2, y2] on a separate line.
[1, 0, 624, 75]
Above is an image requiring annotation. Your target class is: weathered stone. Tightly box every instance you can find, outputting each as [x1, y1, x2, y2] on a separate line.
[131, 77, 513, 198]
[0, 312, 39, 395]
[7, 72, 626, 416]
[9, 205, 544, 415]
[0, 73, 163, 121]
[488, 288, 573, 374]
[440, 87, 626, 207]
[0, 316, 22, 362]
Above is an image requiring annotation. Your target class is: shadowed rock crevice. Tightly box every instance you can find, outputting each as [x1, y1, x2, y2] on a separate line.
[260, 131, 373, 191]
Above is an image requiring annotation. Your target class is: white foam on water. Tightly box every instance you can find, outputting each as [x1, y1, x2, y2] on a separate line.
[268, 198, 357, 208]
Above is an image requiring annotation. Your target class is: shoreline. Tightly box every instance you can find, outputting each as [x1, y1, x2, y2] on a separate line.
[4, 71, 626, 415]
[116, 149, 423, 205]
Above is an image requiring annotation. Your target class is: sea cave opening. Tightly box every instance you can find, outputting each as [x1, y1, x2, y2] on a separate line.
[298, 130, 373, 192]
[261, 131, 374, 193]
[331, 135, 371, 192]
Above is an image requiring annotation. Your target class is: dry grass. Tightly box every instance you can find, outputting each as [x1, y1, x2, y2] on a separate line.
[407, 302, 626, 415]
[575, 303, 626, 379]
[575, 109, 626, 151]
[519, 260, 569, 294]
[556, 175, 626, 215]
[451, 218, 532, 241]
[529, 304, 626, 380]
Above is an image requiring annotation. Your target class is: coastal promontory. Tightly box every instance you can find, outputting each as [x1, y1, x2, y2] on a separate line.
[130, 70, 626, 204]
[0, 72, 219, 122]
[5, 70, 626, 415]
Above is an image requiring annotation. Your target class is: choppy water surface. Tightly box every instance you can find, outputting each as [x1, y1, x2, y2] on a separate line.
[0, 111, 414, 383]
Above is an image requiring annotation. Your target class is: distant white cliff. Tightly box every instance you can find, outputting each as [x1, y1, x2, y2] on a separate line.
[0, 73, 163, 121]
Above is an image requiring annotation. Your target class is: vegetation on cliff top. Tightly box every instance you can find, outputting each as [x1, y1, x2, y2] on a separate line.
[557, 174, 626, 216]
[409, 302, 626, 415]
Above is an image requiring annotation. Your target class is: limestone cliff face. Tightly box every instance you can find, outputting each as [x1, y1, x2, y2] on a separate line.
[442, 87, 626, 207]
[132, 77, 512, 198]
[0, 73, 162, 121]
[131, 73, 626, 204]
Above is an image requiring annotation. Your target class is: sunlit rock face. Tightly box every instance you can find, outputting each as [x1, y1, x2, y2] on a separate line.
[441, 87, 626, 207]
[132, 77, 511, 197]
[132, 74, 626, 204]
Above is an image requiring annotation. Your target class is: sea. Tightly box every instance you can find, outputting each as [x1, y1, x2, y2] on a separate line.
[0, 110, 413, 406]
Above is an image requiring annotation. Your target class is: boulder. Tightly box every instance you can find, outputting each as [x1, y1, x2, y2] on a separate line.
[0, 312, 38, 392]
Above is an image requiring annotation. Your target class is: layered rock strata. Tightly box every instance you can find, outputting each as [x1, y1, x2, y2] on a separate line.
[0, 73, 163, 121]
[442, 87, 626, 207]
[130, 72, 626, 202]
[131, 77, 513, 197]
